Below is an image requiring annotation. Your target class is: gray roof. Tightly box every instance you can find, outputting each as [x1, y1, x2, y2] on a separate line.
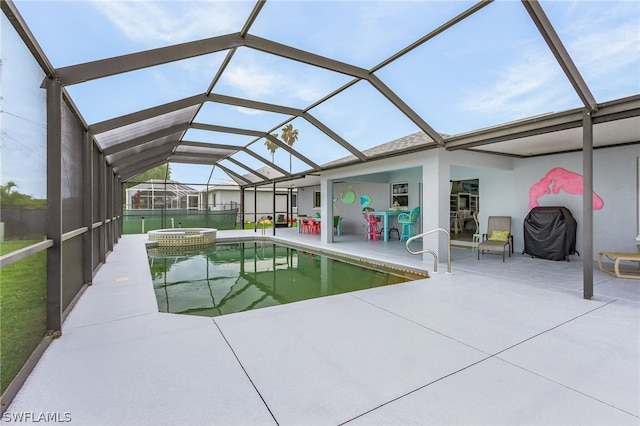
[323, 131, 439, 169]
[126, 179, 195, 192]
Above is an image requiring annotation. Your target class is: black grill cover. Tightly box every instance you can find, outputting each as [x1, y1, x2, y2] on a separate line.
[523, 206, 577, 261]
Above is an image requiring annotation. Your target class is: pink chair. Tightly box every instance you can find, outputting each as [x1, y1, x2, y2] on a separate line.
[307, 217, 320, 234]
[299, 217, 310, 234]
[364, 212, 381, 240]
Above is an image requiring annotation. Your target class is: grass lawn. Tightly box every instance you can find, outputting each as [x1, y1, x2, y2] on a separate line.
[0, 240, 47, 394]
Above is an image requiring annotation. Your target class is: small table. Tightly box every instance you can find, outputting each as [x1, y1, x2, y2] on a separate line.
[371, 210, 404, 242]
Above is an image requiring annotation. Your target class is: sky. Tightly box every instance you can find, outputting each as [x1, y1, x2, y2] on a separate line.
[2, 0, 639, 194]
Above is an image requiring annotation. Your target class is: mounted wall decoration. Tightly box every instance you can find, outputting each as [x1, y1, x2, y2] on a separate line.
[333, 198, 338, 208]
[340, 185, 356, 204]
[529, 167, 604, 210]
[360, 193, 372, 208]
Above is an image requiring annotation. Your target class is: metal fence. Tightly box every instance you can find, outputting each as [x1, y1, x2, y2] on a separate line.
[0, 207, 47, 239]
[122, 208, 239, 234]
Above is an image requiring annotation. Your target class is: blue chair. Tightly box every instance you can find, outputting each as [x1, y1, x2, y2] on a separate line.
[398, 207, 420, 241]
[333, 216, 344, 236]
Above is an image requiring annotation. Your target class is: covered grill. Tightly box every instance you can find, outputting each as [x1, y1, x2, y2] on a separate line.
[523, 207, 578, 261]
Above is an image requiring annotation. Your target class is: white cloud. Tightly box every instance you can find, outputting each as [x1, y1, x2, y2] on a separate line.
[568, 22, 639, 78]
[552, 1, 640, 94]
[235, 106, 265, 116]
[222, 63, 279, 98]
[460, 45, 567, 117]
[456, 1, 639, 119]
[90, 0, 246, 46]
[221, 54, 340, 105]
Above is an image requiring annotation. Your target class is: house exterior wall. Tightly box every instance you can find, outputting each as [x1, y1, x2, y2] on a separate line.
[210, 189, 240, 208]
[204, 187, 295, 221]
[300, 144, 638, 262]
[512, 144, 639, 255]
[449, 144, 639, 257]
[297, 181, 389, 234]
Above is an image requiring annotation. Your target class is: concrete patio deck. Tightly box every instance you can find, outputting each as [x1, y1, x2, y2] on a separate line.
[3, 229, 639, 425]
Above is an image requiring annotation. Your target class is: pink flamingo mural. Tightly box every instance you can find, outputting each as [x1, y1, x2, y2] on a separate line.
[529, 167, 604, 210]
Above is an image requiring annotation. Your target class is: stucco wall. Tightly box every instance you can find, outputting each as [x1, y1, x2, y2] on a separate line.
[297, 182, 386, 234]
[512, 144, 639, 256]
[333, 181, 388, 234]
[302, 144, 638, 260]
[450, 144, 639, 257]
[207, 188, 293, 219]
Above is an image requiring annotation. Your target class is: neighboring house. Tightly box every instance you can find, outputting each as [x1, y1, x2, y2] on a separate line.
[201, 167, 297, 223]
[125, 179, 198, 210]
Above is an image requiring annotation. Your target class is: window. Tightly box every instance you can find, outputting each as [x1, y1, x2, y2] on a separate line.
[313, 191, 321, 208]
[188, 195, 198, 209]
[291, 193, 297, 208]
[391, 182, 408, 207]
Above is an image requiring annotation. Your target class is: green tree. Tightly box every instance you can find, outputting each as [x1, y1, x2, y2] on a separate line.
[0, 181, 45, 208]
[280, 124, 299, 174]
[264, 133, 280, 163]
[3, 181, 16, 195]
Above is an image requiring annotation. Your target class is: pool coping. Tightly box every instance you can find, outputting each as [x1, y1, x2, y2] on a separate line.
[145, 234, 429, 279]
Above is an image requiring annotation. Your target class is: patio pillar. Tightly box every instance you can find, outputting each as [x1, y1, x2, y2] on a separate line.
[98, 152, 106, 263]
[320, 178, 333, 243]
[637, 157, 640, 242]
[83, 131, 93, 286]
[45, 77, 62, 333]
[583, 111, 594, 299]
[288, 187, 293, 227]
[107, 166, 115, 251]
[272, 180, 276, 236]
[253, 185, 257, 234]
[240, 186, 245, 229]
[422, 154, 444, 265]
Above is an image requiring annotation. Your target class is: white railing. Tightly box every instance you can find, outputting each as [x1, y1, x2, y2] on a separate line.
[405, 228, 451, 274]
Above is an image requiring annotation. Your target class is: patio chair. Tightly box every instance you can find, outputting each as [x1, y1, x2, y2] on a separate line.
[333, 216, 344, 235]
[398, 206, 420, 241]
[450, 210, 463, 234]
[307, 217, 320, 234]
[298, 216, 310, 234]
[477, 216, 512, 262]
[363, 212, 381, 240]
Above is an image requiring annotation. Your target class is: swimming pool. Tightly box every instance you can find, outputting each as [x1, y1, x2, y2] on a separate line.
[147, 241, 426, 318]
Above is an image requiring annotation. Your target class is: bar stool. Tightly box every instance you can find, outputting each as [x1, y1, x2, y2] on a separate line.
[364, 212, 381, 240]
[472, 211, 482, 251]
[399, 207, 420, 241]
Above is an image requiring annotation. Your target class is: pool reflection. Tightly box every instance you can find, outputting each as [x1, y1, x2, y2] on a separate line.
[147, 241, 417, 317]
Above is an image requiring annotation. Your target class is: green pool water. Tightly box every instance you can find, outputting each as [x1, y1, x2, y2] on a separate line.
[147, 241, 423, 318]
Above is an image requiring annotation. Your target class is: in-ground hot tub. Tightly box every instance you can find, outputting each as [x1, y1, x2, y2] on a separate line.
[148, 228, 217, 247]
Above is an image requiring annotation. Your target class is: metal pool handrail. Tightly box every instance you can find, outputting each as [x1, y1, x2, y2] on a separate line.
[405, 228, 452, 274]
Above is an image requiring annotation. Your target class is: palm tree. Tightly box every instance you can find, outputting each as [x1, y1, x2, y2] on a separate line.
[264, 133, 280, 163]
[0, 181, 17, 204]
[280, 124, 299, 173]
[2, 181, 17, 194]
